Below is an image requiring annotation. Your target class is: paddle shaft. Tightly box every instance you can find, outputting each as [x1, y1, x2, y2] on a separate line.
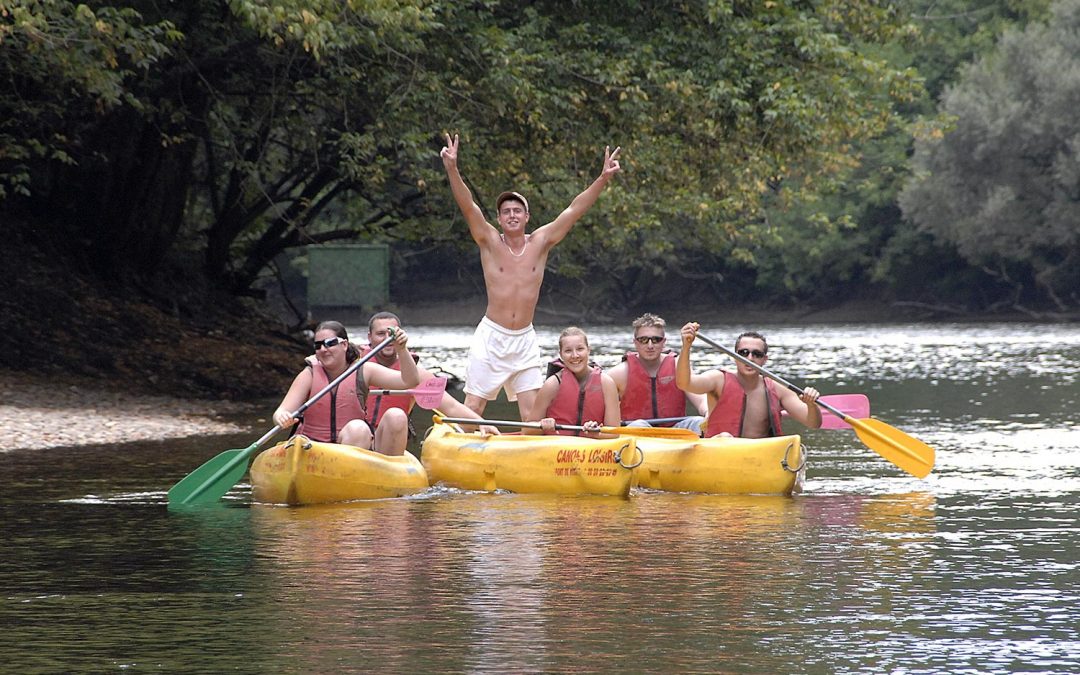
[368, 376, 446, 398]
[634, 394, 866, 427]
[435, 417, 606, 434]
[169, 333, 395, 506]
[633, 416, 695, 425]
[369, 389, 433, 396]
[433, 416, 696, 438]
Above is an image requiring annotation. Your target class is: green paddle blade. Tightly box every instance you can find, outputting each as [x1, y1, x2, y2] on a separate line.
[167, 444, 258, 507]
[848, 417, 936, 479]
[166, 332, 396, 508]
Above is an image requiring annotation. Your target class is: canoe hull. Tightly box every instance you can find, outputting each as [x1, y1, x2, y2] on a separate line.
[249, 435, 429, 505]
[633, 434, 805, 495]
[421, 423, 638, 497]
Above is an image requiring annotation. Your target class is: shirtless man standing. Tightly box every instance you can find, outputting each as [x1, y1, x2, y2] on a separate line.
[440, 133, 622, 418]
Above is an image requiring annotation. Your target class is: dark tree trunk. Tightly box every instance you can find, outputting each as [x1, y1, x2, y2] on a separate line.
[34, 90, 206, 285]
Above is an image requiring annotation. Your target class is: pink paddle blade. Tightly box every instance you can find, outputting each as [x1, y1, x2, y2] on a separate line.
[782, 393, 870, 430]
[410, 377, 448, 409]
[368, 377, 448, 410]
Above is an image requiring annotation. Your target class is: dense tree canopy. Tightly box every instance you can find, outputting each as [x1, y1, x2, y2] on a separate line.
[3, 0, 917, 300]
[899, 0, 1080, 311]
[2, 0, 1070, 317]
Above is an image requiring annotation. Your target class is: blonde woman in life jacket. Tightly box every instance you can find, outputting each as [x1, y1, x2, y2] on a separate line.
[272, 320, 420, 455]
[525, 327, 621, 437]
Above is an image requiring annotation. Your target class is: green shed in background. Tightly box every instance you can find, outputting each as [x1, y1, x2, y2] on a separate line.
[307, 244, 389, 315]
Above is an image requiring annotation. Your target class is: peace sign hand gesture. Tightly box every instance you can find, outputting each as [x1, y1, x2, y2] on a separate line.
[600, 145, 622, 182]
[440, 133, 459, 169]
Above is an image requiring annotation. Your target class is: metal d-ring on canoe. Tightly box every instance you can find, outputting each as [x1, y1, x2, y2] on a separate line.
[614, 441, 644, 469]
[781, 439, 806, 473]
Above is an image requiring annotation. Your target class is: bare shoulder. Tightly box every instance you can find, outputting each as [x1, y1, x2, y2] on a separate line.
[541, 373, 561, 392]
[777, 385, 803, 405]
[473, 222, 501, 248]
[606, 360, 628, 385]
[526, 223, 559, 249]
[703, 368, 727, 390]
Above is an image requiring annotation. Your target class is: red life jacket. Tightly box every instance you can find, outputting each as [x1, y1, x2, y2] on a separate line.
[545, 359, 606, 436]
[619, 352, 685, 424]
[358, 345, 419, 426]
[296, 361, 367, 443]
[704, 371, 784, 438]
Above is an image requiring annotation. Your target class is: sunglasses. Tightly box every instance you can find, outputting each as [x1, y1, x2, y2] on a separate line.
[314, 337, 347, 350]
[634, 335, 666, 344]
[736, 348, 767, 359]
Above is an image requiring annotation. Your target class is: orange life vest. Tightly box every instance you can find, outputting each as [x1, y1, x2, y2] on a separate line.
[295, 361, 367, 443]
[545, 359, 606, 436]
[358, 345, 419, 426]
[704, 371, 784, 438]
[618, 352, 685, 424]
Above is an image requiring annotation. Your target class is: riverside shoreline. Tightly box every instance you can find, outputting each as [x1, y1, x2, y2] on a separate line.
[3, 297, 1063, 452]
[0, 371, 260, 452]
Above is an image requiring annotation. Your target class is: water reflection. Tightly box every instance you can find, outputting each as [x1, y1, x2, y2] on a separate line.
[3, 323, 1079, 672]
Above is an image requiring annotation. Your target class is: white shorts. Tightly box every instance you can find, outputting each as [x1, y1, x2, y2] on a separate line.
[464, 316, 543, 401]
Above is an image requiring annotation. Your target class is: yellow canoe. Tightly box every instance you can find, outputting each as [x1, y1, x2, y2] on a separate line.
[633, 434, 805, 495]
[421, 421, 640, 497]
[249, 435, 429, 505]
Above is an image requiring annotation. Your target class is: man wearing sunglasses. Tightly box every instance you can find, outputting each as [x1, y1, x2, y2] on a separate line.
[607, 313, 707, 435]
[676, 322, 821, 438]
[441, 132, 621, 420]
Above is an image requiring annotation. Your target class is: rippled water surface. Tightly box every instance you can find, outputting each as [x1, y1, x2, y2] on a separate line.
[2, 322, 1077, 673]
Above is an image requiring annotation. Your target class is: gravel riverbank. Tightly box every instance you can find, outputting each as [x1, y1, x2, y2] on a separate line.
[0, 371, 259, 452]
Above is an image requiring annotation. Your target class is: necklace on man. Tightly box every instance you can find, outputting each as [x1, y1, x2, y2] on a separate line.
[501, 233, 528, 257]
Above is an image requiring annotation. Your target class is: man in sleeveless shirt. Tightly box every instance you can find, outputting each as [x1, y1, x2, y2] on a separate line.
[676, 322, 821, 438]
[440, 132, 622, 419]
[607, 313, 707, 435]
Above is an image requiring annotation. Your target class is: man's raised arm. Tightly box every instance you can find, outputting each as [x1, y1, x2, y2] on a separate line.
[534, 145, 621, 248]
[440, 133, 493, 243]
[675, 322, 719, 396]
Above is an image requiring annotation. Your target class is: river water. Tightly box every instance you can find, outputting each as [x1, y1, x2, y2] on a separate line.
[2, 322, 1077, 673]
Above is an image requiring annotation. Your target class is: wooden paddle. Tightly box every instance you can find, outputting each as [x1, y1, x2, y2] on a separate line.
[693, 333, 935, 478]
[368, 377, 447, 410]
[631, 393, 870, 429]
[432, 415, 700, 439]
[167, 333, 396, 508]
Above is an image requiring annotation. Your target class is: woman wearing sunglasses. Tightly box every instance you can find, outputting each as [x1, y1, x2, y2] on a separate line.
[676, 322, 821, 438]
[272, 320, 419, 455]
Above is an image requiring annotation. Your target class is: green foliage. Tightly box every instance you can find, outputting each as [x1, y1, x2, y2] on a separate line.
[749, 0, 1056, 310]
[405, 0, 921, 309]
[904, 0, 1051, 100]
[900, 0, 1080, 310]
[2, 0, 1051, 313]
[0, 0, 176, 198]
